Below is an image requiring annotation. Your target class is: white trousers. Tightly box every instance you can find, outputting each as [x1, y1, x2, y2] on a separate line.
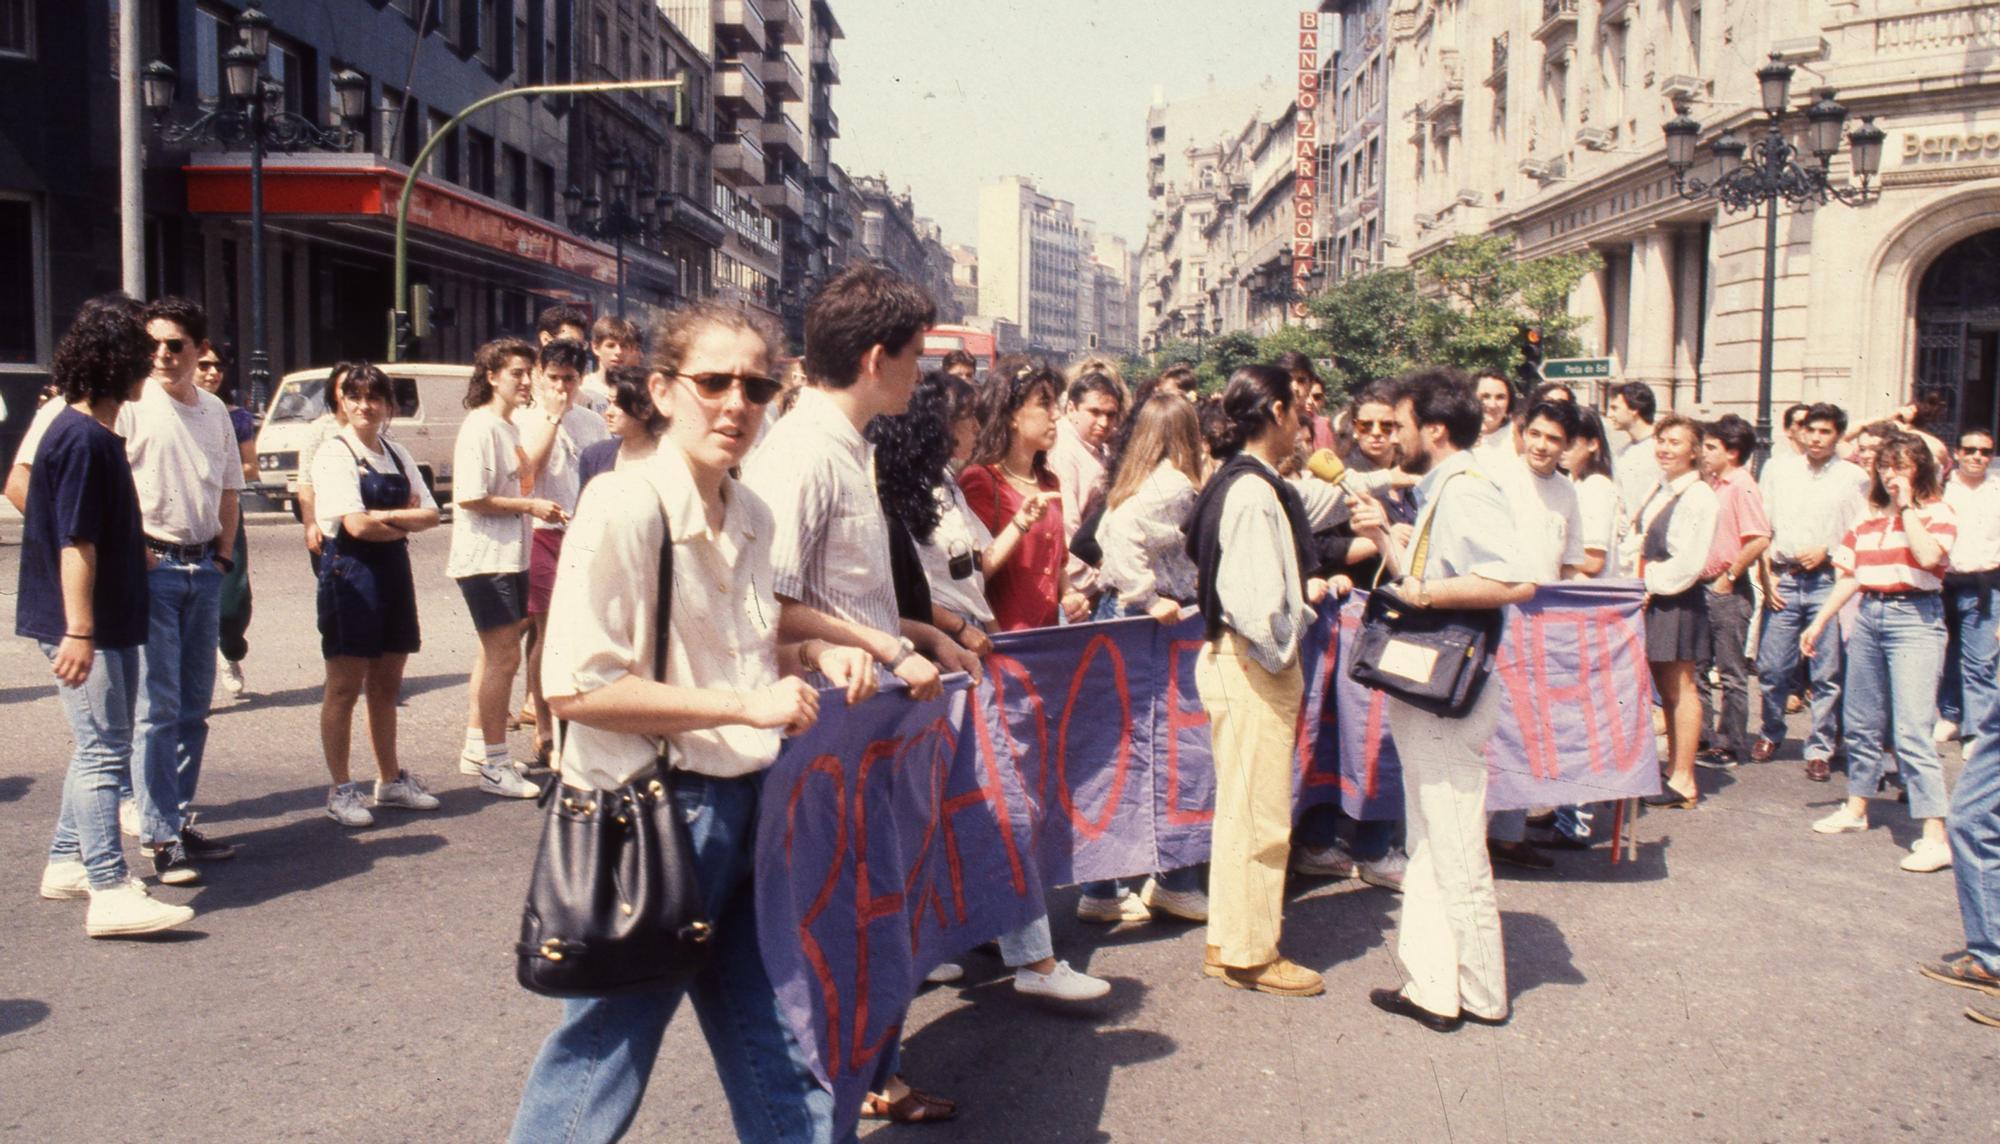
[1389, 683, 1509, 1020]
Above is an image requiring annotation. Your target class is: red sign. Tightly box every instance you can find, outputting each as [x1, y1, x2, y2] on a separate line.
[1295, 11, 1319, 310]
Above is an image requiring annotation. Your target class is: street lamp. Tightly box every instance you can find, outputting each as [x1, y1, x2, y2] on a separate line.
[142, 6, 367, 412]
[567, 149, 670, 317]
[1663, 53, 1885, 465]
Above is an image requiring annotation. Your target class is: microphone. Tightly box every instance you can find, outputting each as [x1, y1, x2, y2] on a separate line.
[1306, 448, 1349, 487]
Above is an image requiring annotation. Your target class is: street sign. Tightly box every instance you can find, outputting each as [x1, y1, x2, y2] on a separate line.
[1539, 356, 1617, 381]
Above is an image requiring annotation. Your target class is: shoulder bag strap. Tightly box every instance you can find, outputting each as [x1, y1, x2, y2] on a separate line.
[552, 502, 677, 769]
[1408, 470, 1473, 579]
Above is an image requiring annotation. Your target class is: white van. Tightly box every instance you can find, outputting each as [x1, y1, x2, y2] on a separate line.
[254, 363, 474, 513]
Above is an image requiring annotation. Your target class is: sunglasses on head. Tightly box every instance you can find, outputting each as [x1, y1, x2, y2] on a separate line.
[155, 337, 186, 354]
[677, 371, 781, 405]
[1962, 444, 1994, 457]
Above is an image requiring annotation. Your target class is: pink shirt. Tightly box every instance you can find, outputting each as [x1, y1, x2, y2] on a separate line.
[1701, 466, 1773, 580]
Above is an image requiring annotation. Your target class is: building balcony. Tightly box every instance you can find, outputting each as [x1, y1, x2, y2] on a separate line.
[1418, 51, 1464, 121]
[762, 51, 805, 102]
[810, 147, 831, 189]
[761, 0, 805, 46]
[1533, 0, 1579, 43]
[714, 130, 769, 187]
[811, 99, 839, 138]
[715, 59, 768, 121]
[1486, 34, 1509, 89]
[812, 36, 840, 83]
[715, 0, 769, 55]
[811, 0, 843, 40]
[661, 192, 731, 249]
[755, 174, 807, 221]
[761, 111, 805, 160]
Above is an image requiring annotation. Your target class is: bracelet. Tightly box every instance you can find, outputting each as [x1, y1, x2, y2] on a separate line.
[1011, 515, 1033, 532]
[799, 639, 823, 674]
[64, 632, 93, 641]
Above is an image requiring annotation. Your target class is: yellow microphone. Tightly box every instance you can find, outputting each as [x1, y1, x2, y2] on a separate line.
[1306, 448, 1348, 487]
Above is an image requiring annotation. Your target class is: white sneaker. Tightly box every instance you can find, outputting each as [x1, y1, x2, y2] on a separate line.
[85, 880, 194, 938]
[1359, 850, 1408, 892]
[374, 770, 440, 811]
[219, 654, 245, 697]
[1812, 807, 1869, 834]
[1901, 838, 1953, 873]
[480, 761, 541, 799]
[1935, 719, 1961, 744]
[1139, 877, 1209, 922]
[1014, 960, 1111, 1002]
[40, 859, 90, 900]
[326, 783, 375, 828]
[1290, 843, 1359, 879]
[1076, 893, 1151, 924]
[119, 799, 140, 838]
[923, 962, 964, 985]
[458, 751, 487, 776]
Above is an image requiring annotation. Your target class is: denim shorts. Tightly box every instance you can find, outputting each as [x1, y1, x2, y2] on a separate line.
[457, 571, 529, 632]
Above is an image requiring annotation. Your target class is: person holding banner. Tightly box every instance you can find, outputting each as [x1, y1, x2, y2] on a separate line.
[1626, 415, 1720, 810]
[1186, 364, 1334, 998]
[1347, 367, 1533, 1033]
[961, 363, 1092, 631]
[510, 304, 885, 1144]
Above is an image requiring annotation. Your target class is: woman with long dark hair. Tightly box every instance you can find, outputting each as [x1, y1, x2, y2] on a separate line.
[868, 371, 1110, 1003]
[310, 363, 442, 827]
[1562, 406, 1621, 578]
[958, 363, 1087, 630]
[1187, 365, 1333, 997]
[1803, 432, 1958, 872]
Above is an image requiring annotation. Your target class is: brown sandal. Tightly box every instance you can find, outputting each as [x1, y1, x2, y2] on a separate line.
[859, 1083, 958, 1123]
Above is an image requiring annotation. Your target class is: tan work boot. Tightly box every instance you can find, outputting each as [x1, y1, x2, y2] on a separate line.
[1202, 944, 1227, 978]
[1215, 953, 1325, 997]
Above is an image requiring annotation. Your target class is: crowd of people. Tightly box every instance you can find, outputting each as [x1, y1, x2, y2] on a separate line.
[13, 262, 2000, 1139]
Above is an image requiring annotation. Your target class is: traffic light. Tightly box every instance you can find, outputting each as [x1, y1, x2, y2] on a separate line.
[1517, 325, 1544, 386]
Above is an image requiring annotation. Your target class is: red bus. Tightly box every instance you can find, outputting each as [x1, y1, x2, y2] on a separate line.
[918, 325, 996, 376]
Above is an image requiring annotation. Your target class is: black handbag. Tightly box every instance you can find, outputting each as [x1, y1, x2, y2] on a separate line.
[514, 515, 716, 997]
[1346, 471, 1506, 717]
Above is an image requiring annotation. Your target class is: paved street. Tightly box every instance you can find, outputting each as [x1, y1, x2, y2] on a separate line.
[0, 518, 1995, 1143]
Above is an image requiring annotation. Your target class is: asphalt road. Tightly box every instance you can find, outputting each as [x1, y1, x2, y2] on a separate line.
[0, 518, 1994, 1142]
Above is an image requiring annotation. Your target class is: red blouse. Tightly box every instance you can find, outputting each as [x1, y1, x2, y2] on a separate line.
[958, 463, 1066, 631]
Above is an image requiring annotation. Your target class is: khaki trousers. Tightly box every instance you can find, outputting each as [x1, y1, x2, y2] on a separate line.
[1199, 632, 1303, 968]
[1389, 683, 1509, 1020]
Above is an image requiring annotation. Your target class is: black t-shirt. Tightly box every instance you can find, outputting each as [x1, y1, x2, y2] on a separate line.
[16, 407, 150, 648]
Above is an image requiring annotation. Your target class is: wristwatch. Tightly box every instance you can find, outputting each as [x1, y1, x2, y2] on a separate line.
[886, 637, 918, 671]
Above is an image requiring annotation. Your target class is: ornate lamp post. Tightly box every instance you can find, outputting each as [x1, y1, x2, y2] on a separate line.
[1662, 53, 1886, 465]
[565, 152, 674, 318]
[142, 6, 367, 412]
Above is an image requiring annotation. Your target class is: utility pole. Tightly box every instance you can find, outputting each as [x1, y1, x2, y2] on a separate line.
[118, 0, 143, 295]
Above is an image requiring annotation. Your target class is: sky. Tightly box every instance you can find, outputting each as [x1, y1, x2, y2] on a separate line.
[831, 0, 1309, 253]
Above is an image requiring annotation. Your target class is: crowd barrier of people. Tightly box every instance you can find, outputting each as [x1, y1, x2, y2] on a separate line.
[13, 266, 2000, 1141]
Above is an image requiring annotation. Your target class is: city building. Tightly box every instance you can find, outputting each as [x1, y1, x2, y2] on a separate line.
[853, 173, 924, 280]
[1321, 0, 1392, 281]
[1088, 230, 1140, 355]
[915, 217, 962, 323]
[1380, 0, 2000, 440]
[977, 174, 1085, 357]
[949, 244, 979, 322]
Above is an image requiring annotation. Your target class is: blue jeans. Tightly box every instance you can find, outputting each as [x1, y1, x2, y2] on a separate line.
[1948, 664, 2000, 972]
[1940, 582, 1998, 729]
[134, 557, 224, 842]
[1080, 865, 1205, 901]
[510, 772, 838, 1144]
[43, 643, 141, 888]
[997, 914, 1054, 968]
[1842, 593, 1949, 819]
[1756, 568, 1844, 760]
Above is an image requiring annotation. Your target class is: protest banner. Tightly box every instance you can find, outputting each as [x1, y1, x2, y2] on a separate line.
[755, 581, 1659, 1130]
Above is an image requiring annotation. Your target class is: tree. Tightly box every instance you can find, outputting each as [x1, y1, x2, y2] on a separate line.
[1415, 235, 1601, 375]
[1193, 330, 1262, 392]
[1303, 268, 1454, 386]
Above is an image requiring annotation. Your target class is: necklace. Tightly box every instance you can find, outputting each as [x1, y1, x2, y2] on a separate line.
[998, 460, 1038, 485]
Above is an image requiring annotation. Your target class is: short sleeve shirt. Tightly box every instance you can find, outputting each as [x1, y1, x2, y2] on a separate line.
[309, 429, 438, 535]
[16, 408, 150, 647]
[113, 380, 246, 544]
[1575, 473, 1623, 578]
[1405, 450, 1527, 583]
[514, 404, 613, 528]
[1834, 502, 1958, 593]
[447, 406, 531, 577]
[1498, 458, 1585, 582]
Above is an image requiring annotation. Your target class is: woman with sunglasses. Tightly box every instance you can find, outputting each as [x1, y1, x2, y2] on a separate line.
[959, 363, 1088, 631]
[449, 338, 566, 799]
[309, 363, 442, 828]
[192, 347, 257, 698]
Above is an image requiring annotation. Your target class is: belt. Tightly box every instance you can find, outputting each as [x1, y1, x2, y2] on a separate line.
[144, 536, 216, 562]
[1863, 589, 1941, 601]
[1771, 560, 1833, 575]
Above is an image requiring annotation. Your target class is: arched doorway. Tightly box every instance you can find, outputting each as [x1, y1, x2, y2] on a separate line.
[1915, 229, 2000, 441]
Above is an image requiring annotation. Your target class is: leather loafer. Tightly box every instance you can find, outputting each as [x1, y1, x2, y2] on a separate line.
[1642, 786, 1699, 809]
[1370, 988, 1461, 1032]
[1488, 839, 1555, 870]
[1750, 738, 1779, 762]
[1804, 757, 1831, 783]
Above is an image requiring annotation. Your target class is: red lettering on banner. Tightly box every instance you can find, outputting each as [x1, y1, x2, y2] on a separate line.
[946, 679, 1034, 920]
[848, 738, 906, 1076]
[899, 717, 957, 954]
[1052, 634, 1135, 840]
[786, 754, 850, 1077]
[1529, 612, 1601, 779]
[1163, 639, 1214, 825]
[1296, 619, 1343, 786]
[1591, 607, 1655, 770]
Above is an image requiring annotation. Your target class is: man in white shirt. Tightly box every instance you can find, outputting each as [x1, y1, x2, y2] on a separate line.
[121, 297, 246, 885]
[515, 338, 611, 762]
[1047, 368, 1125, 602]
[1608, 381, 1662, 518]
[1753, 402, 1870, 779]
[1939, 428, 1999, 743]
[576, 314, 640, 415]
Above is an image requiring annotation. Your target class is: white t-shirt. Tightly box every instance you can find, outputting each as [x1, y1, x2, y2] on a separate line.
[1615, 435, 1663, 523]
[1498, 457, 1586, 582]
[1574, 472, 1623, 578]
[1473, 424, 1518, 470]
[513, 404, 612, 528]
[11, 398, 64, 466]
[114, 380, 246, 544]
[447, 406, 530, 577]
[576, 371, 612, 416]
[309, 429, 437, 535]
[295, 413, 343, 490]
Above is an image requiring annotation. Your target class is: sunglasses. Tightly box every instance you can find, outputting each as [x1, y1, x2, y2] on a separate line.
[155, 337, 186, 354]
[677, 371, 781, 405]
[1961, 445, 1994, 457]
[1354, 419, 1396, 433]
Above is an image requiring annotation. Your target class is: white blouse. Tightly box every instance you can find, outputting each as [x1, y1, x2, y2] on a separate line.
[1624, 470, 1720, 597]
[1099, 460, 1200, 610]
[916, 475, 997, 627]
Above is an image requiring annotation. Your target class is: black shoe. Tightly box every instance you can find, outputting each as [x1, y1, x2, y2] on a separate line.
[1695, 748, 1740, 770]
[1488, 840, 1555, 871]
[1524, 810, 1556, 829]
[1369, 988, 1461, 1033]
[150, 840, 201, 886]
[1541, 831, 1595, 851]
[178, 826, 236, 861]
[1642, 786, 1699, 809]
